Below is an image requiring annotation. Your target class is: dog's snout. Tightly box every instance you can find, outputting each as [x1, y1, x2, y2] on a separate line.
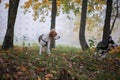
[54, 35, 60, 40]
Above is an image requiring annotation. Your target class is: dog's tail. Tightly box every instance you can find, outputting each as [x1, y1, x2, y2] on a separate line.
[38, 34, 44, 43]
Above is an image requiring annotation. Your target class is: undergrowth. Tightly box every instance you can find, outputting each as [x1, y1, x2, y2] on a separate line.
[0, 45, 120, 80]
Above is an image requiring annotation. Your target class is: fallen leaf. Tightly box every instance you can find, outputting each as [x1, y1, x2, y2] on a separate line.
[20, 66, 27, 72]
[45, 74, 53, 78]
[37, 76, 41, 80]
[17, 72, 23, 76]
[45, 78, 50, 80]
[62, 53, 66, 56]
[51, 70, 57, 74]
[36, 67, 42, 73]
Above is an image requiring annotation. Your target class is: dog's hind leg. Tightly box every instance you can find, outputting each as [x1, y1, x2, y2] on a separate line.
[39, 45, 42, 55]
[98, 53, 107, 60]
[47, 40, 51, 55]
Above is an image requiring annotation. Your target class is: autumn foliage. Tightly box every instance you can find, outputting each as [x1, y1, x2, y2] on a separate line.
[0, 46, 120, 79]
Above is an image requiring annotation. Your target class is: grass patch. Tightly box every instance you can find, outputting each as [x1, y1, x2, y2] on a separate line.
[0, 45, 120, 80]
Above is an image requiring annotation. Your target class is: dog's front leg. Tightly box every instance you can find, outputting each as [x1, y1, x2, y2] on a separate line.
[39, 45, 42, 55]
[98, 53, 107, 60]
[47, 40, 51, 54]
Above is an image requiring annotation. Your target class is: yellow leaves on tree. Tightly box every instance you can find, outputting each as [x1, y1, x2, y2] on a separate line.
[33, 11, 39, 21]
[33, 2, 41, 10]
[95, 0, 103, 3]
[43, 0, 49, 3]
[100, 1, 106, 5]
[57, 1, 61, 6]
[5, 3, 9, 9]
[75, 0, 81, 3]
[34, 0, 38, 2]
[95, 0, 106, 5]
[94, 0, 105, 11]
[88, 6, 93, 11]
[87, 18, 93, 25]
[41, 0, 50, 6]
[23, 0, 32, 9]
[95, 6, 102, 10]
[73, 26, 79, 32]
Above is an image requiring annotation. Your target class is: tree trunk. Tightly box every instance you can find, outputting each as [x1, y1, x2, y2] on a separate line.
[79, 0, 89, 50]
[1, 0, 20, 50]
[110, 0, 118, 35]
[50, 0, 57, 48]
[102, 0, 113, 42]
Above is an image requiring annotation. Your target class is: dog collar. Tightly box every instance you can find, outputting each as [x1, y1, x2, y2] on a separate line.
[41, 39, 48, 44]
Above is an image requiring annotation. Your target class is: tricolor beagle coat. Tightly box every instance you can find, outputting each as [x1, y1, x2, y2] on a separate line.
[38, 29, 60, 55]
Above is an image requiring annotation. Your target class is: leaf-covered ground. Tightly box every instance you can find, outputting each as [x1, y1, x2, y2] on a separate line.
[0, 45, 120, 80]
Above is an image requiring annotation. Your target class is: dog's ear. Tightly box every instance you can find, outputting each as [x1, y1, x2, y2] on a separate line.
[49, 28, 57, 38]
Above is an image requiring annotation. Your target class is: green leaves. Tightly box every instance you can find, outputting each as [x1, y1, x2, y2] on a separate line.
[88, 38, 96, 48]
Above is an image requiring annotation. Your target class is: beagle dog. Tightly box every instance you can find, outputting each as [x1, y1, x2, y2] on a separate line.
[38, 29, 60, 55]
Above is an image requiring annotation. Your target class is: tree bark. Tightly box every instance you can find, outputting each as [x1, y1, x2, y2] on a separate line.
[79, 0, 89, 50]
[1, 0, 20, 50]
[102, 0, 113, 42]
[50, 0, 57, 48]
